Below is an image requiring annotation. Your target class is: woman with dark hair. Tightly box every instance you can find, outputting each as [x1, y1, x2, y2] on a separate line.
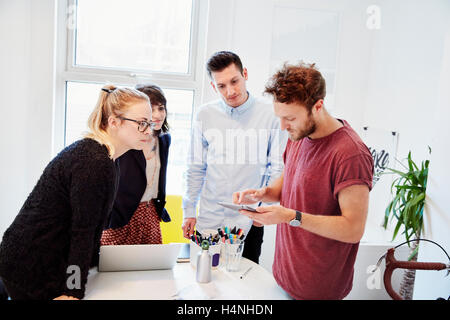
[101, 84, 171, 245]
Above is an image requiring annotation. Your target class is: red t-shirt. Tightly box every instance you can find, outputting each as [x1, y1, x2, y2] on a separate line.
[273, 120, 374, 300]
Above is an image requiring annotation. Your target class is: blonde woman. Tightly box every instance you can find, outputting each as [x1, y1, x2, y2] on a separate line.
[0, 85, 152, 300]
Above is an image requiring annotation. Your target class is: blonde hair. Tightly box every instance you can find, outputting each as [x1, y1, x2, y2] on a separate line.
[84, 84, 150, 158]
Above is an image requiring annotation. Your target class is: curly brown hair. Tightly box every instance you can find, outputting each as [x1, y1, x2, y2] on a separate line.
[264, 62, 326, 111]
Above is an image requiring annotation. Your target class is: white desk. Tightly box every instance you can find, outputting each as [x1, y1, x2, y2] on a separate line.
[84, 258, 290, 300]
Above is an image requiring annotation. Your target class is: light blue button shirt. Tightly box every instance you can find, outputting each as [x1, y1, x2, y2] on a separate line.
[182, 93, 287, 236]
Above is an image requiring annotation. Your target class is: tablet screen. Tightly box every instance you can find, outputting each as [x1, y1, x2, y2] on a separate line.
[217, 201, 257, 212]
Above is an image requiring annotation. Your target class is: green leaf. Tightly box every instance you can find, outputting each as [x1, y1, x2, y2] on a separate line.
[394, 185, 422, 191]
[386, 168, 410, 179]
[392, 219, 403, 240]
[409, 192, 425, 207]
[408, 153, 419, 171]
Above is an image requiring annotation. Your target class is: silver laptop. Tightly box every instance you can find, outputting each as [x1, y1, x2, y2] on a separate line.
[98, 243, 183, 272]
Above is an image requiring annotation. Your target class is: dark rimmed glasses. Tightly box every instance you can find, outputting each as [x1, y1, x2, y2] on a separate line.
[118, 116, 156, 132]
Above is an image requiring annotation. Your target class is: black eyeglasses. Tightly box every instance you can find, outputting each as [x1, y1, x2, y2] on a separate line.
[118, 116, 156, 132]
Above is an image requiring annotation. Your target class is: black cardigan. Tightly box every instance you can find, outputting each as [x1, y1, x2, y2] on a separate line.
[105, 133, 171, 229]
[0, 138, 119, 299]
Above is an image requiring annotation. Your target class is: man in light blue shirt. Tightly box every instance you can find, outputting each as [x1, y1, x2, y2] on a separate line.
[182, 51, 286, 263]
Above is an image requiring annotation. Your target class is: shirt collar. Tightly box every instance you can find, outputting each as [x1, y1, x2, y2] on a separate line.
[219, 92, 254, 115]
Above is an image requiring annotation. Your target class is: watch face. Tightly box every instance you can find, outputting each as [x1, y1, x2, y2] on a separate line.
[289, 219, 301, 227]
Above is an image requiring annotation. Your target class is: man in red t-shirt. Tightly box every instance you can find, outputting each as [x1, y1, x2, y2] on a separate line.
[233, 62, 374, 300]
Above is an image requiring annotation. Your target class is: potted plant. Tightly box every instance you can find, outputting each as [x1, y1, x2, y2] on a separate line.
[383, 148, 430, 300]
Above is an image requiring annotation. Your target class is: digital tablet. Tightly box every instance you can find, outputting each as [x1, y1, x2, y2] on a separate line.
[217, 201, 258, 212]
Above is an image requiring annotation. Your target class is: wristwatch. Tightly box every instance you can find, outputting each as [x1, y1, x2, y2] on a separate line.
[289, 210, 302, 227]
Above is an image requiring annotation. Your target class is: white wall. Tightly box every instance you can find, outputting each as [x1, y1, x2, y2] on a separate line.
[363, 0, 449, 163]
[0, 0, 29, 237]
[0, 0, 56, 238]
[413, 27, 450, 300]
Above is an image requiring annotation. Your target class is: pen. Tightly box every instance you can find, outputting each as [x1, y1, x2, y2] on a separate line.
[240, 266, 253, 279]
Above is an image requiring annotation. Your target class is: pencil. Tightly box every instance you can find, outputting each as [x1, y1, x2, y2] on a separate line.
[240, 266, 253, 279]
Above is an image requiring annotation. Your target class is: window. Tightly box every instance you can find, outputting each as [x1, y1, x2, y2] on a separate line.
[74, 0, 193, 74]
[56, 0, 206, 195]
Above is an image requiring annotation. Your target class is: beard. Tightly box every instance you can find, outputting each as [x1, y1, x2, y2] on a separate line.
[288, 116, 316, 141]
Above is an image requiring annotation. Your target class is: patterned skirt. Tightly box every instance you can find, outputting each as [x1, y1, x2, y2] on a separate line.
[101, 200, 162, 245]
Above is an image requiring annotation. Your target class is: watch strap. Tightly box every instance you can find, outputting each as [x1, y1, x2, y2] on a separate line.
[295, 210, 302, 224]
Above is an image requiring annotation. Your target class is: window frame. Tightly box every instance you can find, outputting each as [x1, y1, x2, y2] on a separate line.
[53, 0, 207, 154]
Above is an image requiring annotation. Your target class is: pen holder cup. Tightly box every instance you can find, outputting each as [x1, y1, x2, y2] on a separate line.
[224, 241, 245, 272]
[190, 241, 221, 269]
